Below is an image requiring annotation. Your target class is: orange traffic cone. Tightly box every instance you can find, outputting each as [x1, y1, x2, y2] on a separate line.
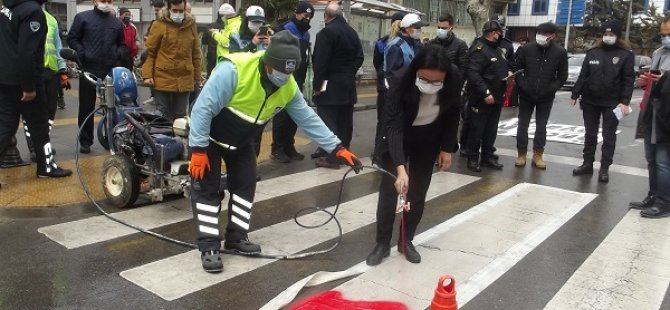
[430, 275, 457, 310]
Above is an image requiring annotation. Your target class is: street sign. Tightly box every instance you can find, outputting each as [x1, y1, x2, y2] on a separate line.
[556, 0, 586, 26]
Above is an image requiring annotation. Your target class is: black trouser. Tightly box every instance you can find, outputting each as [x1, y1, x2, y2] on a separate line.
[466, 102, 502, 158]
[376, 123, 440, 245]
[644, 126, 657, 197]
[24, 72, 60, 154]
[373, 90, 386, 148]
[516, 96, 554, 152]
[78, 76, 97, 147]
[582, 103, 619, 167]
[0, 83, 52, 174]
[190, 142, 257, 252]
[317, 105, 353, 148]
[459, 100, 470, 149]
[270, 110, 298, 155]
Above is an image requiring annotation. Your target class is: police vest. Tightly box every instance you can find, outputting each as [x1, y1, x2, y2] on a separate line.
[43, 10, 59, 72]
[383, 36, 414, 72]
[216, 15, 241, 58]
[224, 51, 298, 124]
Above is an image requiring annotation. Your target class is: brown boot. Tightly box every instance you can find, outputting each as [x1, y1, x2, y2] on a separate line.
[515, 150, 527, 167]
[532, 150, 546, 169]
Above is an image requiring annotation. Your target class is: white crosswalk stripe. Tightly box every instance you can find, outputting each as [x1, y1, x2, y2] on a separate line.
[34, 165, 670, 309]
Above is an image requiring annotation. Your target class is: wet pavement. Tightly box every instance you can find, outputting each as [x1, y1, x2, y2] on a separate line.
[1, 83, 669, 310]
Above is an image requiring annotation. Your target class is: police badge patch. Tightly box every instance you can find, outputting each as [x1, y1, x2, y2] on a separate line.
[30, 21, 40, 32]
[612, 57, 620, 64]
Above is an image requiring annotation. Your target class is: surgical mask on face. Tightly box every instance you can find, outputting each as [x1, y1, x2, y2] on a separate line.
[248, 22, 261, 33]
[436, 28, 449, 39]
[122, 16, 131, 24]
[268, 69, 290, 87]
[415, 77, 443, 95]
[602, 35, 617, 45]
[535, 34, 549, 46]
[96, 2, 112, 13]
[662, 36, 670, 49]
[410, 28, 422, 40]
[171, 12, 184, 23]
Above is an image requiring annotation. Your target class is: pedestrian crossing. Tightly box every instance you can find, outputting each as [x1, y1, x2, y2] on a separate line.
[34, 164, 670, 309]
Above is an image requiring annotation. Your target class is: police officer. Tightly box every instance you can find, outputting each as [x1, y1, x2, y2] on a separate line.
[464, 20, 510, 172]
[570, 20, 635, 183]
[188, 31, 362, 273]
[0, 0, 71, 178]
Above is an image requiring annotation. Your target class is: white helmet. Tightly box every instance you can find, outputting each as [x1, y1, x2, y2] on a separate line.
[218, 3, 235, 17]
[245, 5, 265, 22]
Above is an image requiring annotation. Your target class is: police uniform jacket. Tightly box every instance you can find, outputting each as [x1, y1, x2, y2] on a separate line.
[514, 41, 568, 102]
[312, 16, 364, 106]
[571, 44, 635, 107]
[0, 0, 46, 92]
[466, 37, 510, 103]
[375, 66, 462, 167]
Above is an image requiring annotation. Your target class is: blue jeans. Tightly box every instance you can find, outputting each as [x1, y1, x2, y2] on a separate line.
[653, 141, 670, 203]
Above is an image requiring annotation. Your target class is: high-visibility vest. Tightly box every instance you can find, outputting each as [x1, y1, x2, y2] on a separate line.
[43, 10, 59, 72]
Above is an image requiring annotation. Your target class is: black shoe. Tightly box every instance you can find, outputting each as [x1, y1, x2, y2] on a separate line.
[480, 157, 503, 170]
[201, 250, 223, 273]
[467, 156, 481, 172]
[224, 239, 261, 254]
[80, 145, 91, 154]
[397, 242, 421, 263]
[37, 166, 72, 178]
[286, 148, 305, 161]
[630, 195, 655, 210]
[310, 149, 327, 159]
[598, 167, 609, 183]
[572, 163, 593, 176]
[315, 157, 340, 169]
[366, 243, 390, 266]
[270, 151, 291, 163]
[490, 153, 500, 161]
[640, 201, 670, 218]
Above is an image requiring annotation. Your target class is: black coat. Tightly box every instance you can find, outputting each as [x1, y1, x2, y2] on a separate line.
[0, 0, 46, 91]
[67, 8, 126, 79]
[430, 33, 469, 72]
[466, 37, 510, 103]
[312, 16, 364, 106]
[571, 44, 635, 107]
[375, 66, 462, 167]
[644, 74, 670, 143]
[514, 41, 568, 102]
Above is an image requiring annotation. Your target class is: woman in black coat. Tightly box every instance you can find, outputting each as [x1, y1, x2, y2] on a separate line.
[367, 44, 461, 266]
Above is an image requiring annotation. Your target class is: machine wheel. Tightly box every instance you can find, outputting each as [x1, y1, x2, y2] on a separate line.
[102, 154, 140, 208]
[97, 115, 110, 150]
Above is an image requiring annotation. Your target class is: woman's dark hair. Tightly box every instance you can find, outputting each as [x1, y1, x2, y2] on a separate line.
[395, 44, 458, 98]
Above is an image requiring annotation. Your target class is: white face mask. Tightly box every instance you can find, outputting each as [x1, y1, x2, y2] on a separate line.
[415, 77, 443, 95]
[535, 34, 550, 46]
[171, 12, 184, 23]
[436, 28, 449, 39]
[248, 21, 261, 33]
[96, 2, 112, 13]
[268, 69, 290, 87]
[410, 28, 422, 40]
[603, 35, 617, 45]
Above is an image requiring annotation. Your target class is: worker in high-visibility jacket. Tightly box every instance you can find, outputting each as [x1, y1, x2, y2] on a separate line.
[188, 31, 363, 273]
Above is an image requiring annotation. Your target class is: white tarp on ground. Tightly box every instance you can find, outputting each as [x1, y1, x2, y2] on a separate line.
[498, 118, 620, 145]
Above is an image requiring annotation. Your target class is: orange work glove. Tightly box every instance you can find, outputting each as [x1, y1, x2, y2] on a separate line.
[189, 151, 210, 180]
[335, 146, 363, 174]
[59, 71, 71, 90]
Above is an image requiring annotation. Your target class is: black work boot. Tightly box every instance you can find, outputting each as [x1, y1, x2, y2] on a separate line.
[480, 156, 503, 170]
[598, 166, 610, 183]
[467, 156, 481, 172]
[224, 238, 261, 254]
[37, 163, 72, 178]
[201, 250, 223, 273]
[630, 195, 655, 210]
[572, 163, 594, 176]
[397, 242, 421, 263]
[640, 201, 670, 218]
[365, 243, 390, 266]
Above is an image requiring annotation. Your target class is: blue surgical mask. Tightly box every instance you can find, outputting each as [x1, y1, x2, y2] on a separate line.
[436, 28, 449, 39]
[268, 69, 290, 87]
[662, 36, 670, 49]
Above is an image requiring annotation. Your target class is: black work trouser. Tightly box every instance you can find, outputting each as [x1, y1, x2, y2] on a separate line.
[582, 103, 619, 167]
[516, 96, 554, 152]
[376, 122, 440, 245]
[78, 77, 97, 147]
[271, 110, 298, 155]
[190, 142, 257, 252]
[24, 72, 60, 154]
[317, 105, 353, 148]
[466, 102, 502, 158]
[0, 84, 52, 174]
